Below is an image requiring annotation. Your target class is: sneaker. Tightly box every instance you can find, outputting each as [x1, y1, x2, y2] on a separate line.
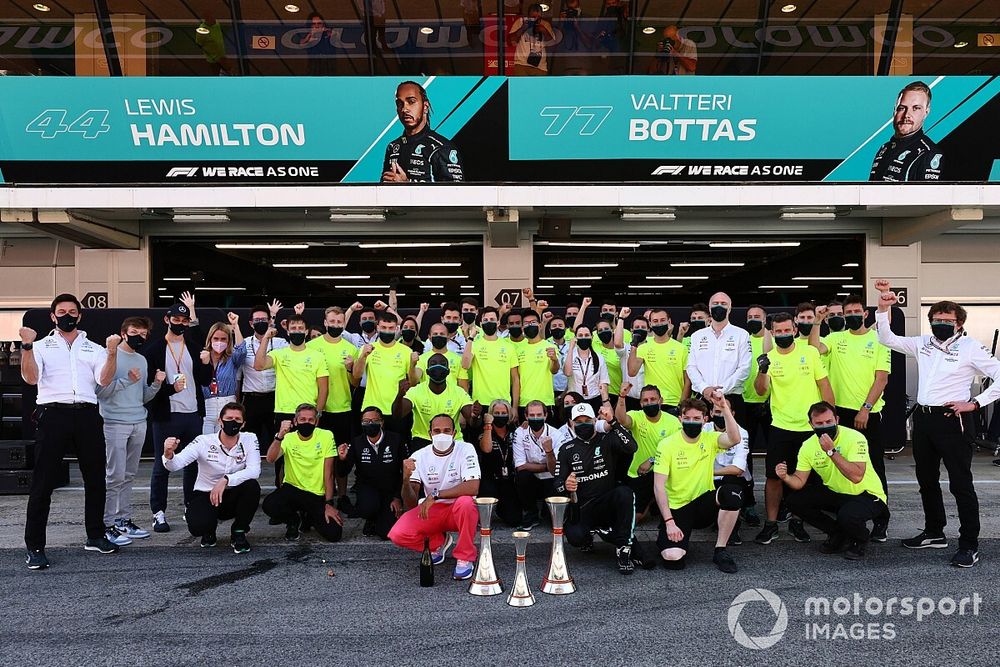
[431, 533, 455, 565]
[453, 559, 474, 580]
[728, 528, 743, 547]
[104, 526, 132, 547]
[362, 520, 377, 537]
[117, 519, 150, 539]
[754, 521, 779, 545]
[201, 533, 217, 548]
[821, 534, 849, 554]
[870, 518, 889, 543]
[788, 518, 811, 543]
[844, 541, 867, 561]
[950, 549, 980, 568]
[519, 517, 540, 532]
[84, 536, 120, 554]
[776, 506, 791, 523]
[152, 511, 170, 533]
[337, 495, 357, 517]
[25, 549, 49, 570]
[285, 519, 300, 541]
[742, 506, 762, 528]
[232, 531, 251, 554]
[993, 458, 1000, 467]
[616, 545, 634, 575]
[902, 531, 948, 549]
[713, 548, 738, 574]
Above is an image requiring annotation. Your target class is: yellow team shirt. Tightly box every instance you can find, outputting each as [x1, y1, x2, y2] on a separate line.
[636, 338, 688, 406]
[362, 342, 411, 414]
[626, 410, 682, 478]
[595, 343, 625, 394]
[268, 347, 329, 415]
[517, 340, 557, 406]
[306, 336, 358, 414]
[417, 349, 469, 387]
[743, 334, 769, 404]
[404, 382, 473, 441]
[654, 430, 729, 509]
[766, 345, 828, 432]
[469, 337, 519, 405]
[796, 426, 887, 503]
[825, 330, 891, 413]
[281, 427, 335, 497]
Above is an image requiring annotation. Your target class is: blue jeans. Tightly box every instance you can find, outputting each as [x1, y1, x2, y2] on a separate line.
[150, 412, 201, 515]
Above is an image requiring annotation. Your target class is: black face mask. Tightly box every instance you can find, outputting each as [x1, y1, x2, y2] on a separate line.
[681, 421, 703, 438]
[524, 324, 540, 339]
[430, 335, 448, 350]
[295, 422, 317, 438]
[481, 321, 498, 336]
[651, 324, 670, 337]
[710, 305, 728, 322]
[827, 316, 846, 332]
[221, 419, 242, 436]
[632, 329, 648, 344]
[462, 312, 477, 324]
[550, 327, 565, 340]
[576, 338, 592, 350]
[574, 422, 595, 440]
[775, 334, 795, 349]
[427, 366, 450, 384]
[507, 326, 523, 338]
[746, 320, 763, 335]
[288, 332, 307, 346]
[642, 403, 660, 418]
[362, 421, 382, 438]
[360, 320, 376, 333]
[687, 320, 706, 334]
[797, 322, 814, 336]
[54, 314, 79, 332]
[845, 315, 865, 331]
[326, 326, 344, 338]
[813, 424, 838, 441]
[401, 329, 416, 342]
[252, 321, 270, 336]
[169, 322, 187, 336]
[378, 331, 396, 344]
[444, 321, 460, 334]
[600, 312, 615, 322]
[527, 417, 546, 431]
[126, 334, 146, 351]
[597, 330, 613, 344]
[711, 415, 726, 430]
[931, 323, 955, 342]
[492, 414, 510, 428]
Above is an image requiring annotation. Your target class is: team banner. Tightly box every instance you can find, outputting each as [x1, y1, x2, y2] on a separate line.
[0, 75, 998, 185]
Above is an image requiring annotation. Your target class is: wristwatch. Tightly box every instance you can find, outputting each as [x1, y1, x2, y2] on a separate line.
[21, 343, 32, 351]
[326, 499, 337, 507]
[826, 447, 840, 457]
[432, 489, 440, 500]
[862, 402, 874, 411]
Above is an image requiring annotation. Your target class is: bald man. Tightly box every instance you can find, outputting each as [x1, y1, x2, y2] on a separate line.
[686, 292, 753, 421]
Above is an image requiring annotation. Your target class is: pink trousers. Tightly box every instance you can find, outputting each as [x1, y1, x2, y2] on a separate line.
[388, 495, 478, 562]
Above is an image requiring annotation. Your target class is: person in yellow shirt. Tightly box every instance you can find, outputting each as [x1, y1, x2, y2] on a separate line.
[628, 308, 690, 414]
[776, 401, 890, 561]
[463, 306, 520, 420]
[415, 322, 469, 391]
[794, 302, 817, 348]
[652, 395, 744, 573]
[262, 404, 343, 542]
[516, 311, 559, 412]
[753, 312, 835, 546]
[395, 353, 478, 451]
[353, 313, 417, 438]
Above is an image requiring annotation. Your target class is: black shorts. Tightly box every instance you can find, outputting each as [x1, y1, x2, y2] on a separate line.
[657, 490, 718, 552]
[765, 426, 813, 480]
[626, 473, 655, 512]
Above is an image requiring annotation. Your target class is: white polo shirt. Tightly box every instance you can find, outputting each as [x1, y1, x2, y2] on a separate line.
[242, 334, 288, 393]
[163, 432, 261, 492]
[512, 423, 562, 480]
[686, 323, 752, 396]
[31, 330, 107, 405]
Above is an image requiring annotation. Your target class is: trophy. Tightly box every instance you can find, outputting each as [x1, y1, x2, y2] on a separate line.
[469, 497, 503, 596]
[541, 496, 576, 595]
[507, 531, 535, 607]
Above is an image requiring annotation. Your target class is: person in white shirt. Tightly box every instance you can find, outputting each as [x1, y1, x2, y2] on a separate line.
[709, 401, 752, 547]
[686, 292, 752, 420]
[564, 326, 610, 415]
[20, 293, 120, 569]
[389, 414, 481, 581]
[546, 315, 571, 407]
[163, 401, 261, 553]
[621, 316, 649, 412]
[241, 302, 288, 457]
[875, 281, 1000, 568]
[512, 400, 561, 530]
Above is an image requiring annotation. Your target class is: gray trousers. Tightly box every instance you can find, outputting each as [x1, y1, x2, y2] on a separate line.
[104, 421, 146, 526]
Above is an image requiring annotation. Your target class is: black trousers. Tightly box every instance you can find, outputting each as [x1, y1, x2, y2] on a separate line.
[479, 474, 521, 527]
[242, 392, 276, 455]
[913, 410, 979, 550]
[319, 411, 353, 486]
[262, 484, 342, 542]
[150, 411, 201, 514]
[564, 486, 635, 549]
[742, 401, 770, 495]
[271, 412, 294, 485]
[786, 484, 889, 544]
[515, 471, 555, 523]
[836, 407, 886, 492]
[186, 480, 261, 537]
[355, 484, 398, 538]
[25, 404, 106, 550]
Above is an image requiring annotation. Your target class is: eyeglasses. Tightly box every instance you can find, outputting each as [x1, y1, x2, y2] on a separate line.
[361, 419, 382, 426]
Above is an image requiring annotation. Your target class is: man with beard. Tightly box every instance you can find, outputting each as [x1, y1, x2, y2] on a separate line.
[381, 81, 464, 183]
[869, 81, 943, 182]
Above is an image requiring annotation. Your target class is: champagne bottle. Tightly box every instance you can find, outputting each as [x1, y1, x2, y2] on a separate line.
[420, 537, 434, 587]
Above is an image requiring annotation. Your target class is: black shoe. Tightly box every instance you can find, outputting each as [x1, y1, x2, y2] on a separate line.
[84, 536, 120, 554]
[200, 534, 217, 548]
[728, 528, 743, 546]
[789, 518, 811, 543]
[713, 548, 738, 574]
[844, 541, 867, 561]
[870, 518, 889, 543]
[821, 534, 849, 554]
[993, 458, 1000, 467]
[629, 539, 658, 570]
[519, 517, 540, 532]
[902, 531, 948, 549]
[362, 520, 377, 537]
[776, 506, 791, 523]
[25, 549, 49, 570]
[616, 545, 634, 575]
[742, 507, 762, 528]
[337, 495, 357, 517]
[285, 519, 300, 541]
[232, 531, 251, 554]
[754, 521, 779, 545]
[951, 549, 980, 568]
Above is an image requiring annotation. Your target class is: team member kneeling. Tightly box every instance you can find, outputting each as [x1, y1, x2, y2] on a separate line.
[776, 401, 890, 560]
[263, 403, 344, 542]
[653, 396, 744, 573]
[389, 414, 481, 581]
[162, 402, 261, 553]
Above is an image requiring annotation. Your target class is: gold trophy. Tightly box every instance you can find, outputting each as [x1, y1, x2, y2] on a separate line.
[507, 531, 535, 607]
[469, 497, 503, 596]
[541, 496, 576, 595]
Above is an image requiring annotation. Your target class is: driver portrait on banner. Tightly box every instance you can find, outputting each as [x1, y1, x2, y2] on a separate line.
[381, 80, 465, 183]
[868, 80, 943, 182]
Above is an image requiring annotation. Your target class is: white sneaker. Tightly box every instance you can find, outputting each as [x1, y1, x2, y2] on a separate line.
[104, 526, 133, 546]
[117, 519, 151, 539]
[152, 511, 170, 533]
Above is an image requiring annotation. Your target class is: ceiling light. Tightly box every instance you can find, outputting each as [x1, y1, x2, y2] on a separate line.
[357, 292, 404, 297]
[759, 285, 809, 289]
[419, 285, 444, 289]
[642, 26, 656, 35]
[543, 263, 619, 268]
[402, 275, 468, 279]
[273, 263, 347, 268]
[386, 262, 461, 267]
[842, 284, 863, 288]
[419, 26, 434, 35]
[306, 275, 371, 280]
[157, 287, 167, 291]
[539, 241, 640, 248]
[647, 275, 708, 280]
[842, 262, 859, 267]
[793, 276, 852, 281]
[535, 285, 553, 289]
[538, 276, 601, 281]
[621, 212, 676, 221]
[195, 287, 247, 291]
[284, 4, 300, 12]
[173, 213, 230, 223]
[630, 284, 682, 289]
[670, 262, 745, 267]
[569, 284, 591, 289]
[32, 3, 51, 11]
[330, 213, 385, 222]
[162, 277, 189, 282]
[836, 292, 850, 296]
[341, 285, 389, 290]
[157, 294, 174, 299]
[359, 242, 452, 248]
[460, 292, 480, 296]
[215, 243, 309, 250]
[953, 41, 968, 48]
[779, 212, 835, 220]
[539, 3, 549, 10]
[196, 26, 210, 35]
[460, 285, 475, 288]
[780, 4, 797, 12]
[710, 242, 801, 248]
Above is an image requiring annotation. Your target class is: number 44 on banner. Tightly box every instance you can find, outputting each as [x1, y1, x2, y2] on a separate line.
[25, 109, 111, 139]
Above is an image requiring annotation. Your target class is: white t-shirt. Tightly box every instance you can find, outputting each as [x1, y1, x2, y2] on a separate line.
[511, 18, 553, 71]
[409, 440, 481, 504]
[707, 424, 751, 482]
[32, 330, 107, 405]
[163, 432, 261, 492]
[567, 348, 609, 399]
[672, 36, 698, 75]
[512, 423, 562, 479]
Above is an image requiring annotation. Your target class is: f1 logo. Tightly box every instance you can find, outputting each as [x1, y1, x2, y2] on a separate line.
[539, 106, 613, 136]
[166, 167, 199, 178]
[651, 166, 686, 176]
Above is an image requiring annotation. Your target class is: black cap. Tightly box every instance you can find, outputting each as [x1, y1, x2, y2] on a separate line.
[166, 303, 191, 319]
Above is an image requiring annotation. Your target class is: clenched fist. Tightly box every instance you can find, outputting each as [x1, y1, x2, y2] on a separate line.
[200, 350, 211, 364]
[164, 437, 180, 459]
[153, 369, 167, 384]
[403, 458, 417, 478]
[19, 327, 37, 344]
[106, 334, 122, 349]
[128, 368, 142, 383]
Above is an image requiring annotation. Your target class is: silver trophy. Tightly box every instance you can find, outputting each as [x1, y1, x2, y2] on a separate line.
[469, 497, 503, 596]
[541, 496, 576, 595]
[507, 530, 535, 607]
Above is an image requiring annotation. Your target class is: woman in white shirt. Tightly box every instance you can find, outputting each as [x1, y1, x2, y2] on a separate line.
[563, 326, 610, 416]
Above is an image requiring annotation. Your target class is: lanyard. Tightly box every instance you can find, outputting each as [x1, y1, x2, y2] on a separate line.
[577, 352, 593, 392]
[166, 338, 186, 375]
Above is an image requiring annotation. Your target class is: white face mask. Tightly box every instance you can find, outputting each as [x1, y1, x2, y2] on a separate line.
[211, 341, 227, 353]
[431, 433, 453, 453]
